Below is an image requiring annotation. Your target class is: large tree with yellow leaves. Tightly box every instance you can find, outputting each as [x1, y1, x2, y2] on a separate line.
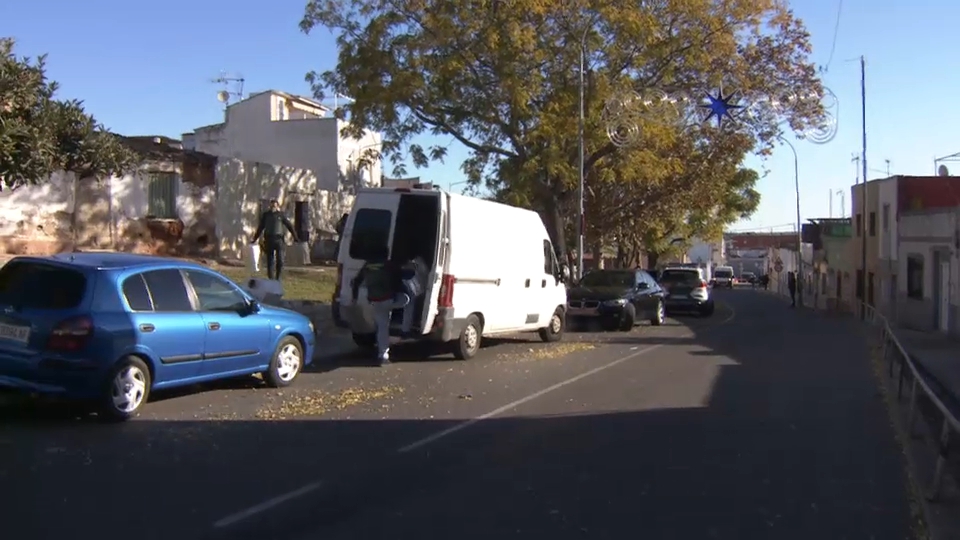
[301, 0, 823, 259]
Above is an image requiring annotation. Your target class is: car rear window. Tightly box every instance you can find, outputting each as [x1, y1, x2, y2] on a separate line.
[0, 261, 87, 309]
[660, 270, 700, 284]
[349, 208, 393, 260]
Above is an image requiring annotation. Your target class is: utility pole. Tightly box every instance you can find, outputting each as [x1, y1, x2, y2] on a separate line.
[859, 55, 868, 320]
[576, 30, 586, 282]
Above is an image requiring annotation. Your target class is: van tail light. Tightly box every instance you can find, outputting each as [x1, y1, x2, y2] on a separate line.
[333, 263, 343, 302]
[47, 315, 94, 352]
[438, 274, 455, 308]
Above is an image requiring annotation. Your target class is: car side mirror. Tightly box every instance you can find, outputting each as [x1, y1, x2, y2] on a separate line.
[242, 299, 260, 315]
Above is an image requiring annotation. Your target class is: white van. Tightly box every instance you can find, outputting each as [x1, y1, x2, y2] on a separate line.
[712, 265, 735, 288]
[332, 186, 569, 359]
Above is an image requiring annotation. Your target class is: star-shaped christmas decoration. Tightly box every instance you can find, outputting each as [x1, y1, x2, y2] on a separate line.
[700, 87, 743, 128]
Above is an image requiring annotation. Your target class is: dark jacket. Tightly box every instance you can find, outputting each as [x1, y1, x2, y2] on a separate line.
[253, 210, 297, 242]
[787, 272, 797, 290]
[352, 258, 404, 302]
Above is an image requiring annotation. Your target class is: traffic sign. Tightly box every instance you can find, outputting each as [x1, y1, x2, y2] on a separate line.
[774, 259, 784, 272]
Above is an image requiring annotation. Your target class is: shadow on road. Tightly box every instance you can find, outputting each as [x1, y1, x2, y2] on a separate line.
[0, 292, 914, 540]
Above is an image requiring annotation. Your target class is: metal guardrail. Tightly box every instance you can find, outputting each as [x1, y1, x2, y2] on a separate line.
[861, 302, 959, 501]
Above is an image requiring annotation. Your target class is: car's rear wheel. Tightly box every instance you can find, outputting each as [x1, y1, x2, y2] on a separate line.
[100, 356, 151, 422]
[452, 314, 482, 360]
[264, 336, 304, 388]
[650, 300, 665, 326]
[538, 308, 565, 342]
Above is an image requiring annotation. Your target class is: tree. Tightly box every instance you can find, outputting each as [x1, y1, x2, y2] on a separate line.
[301, 0, 824, 258]
[0, 38, 138, 190]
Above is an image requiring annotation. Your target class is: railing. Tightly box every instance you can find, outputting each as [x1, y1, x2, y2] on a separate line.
[861, 302, 959, 501]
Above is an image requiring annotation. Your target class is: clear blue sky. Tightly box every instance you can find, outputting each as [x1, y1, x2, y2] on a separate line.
[2, 0, 953, 232]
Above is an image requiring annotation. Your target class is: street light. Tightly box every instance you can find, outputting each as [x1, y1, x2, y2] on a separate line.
[778, 136, 803, 307]
[577, 28, 588, 281]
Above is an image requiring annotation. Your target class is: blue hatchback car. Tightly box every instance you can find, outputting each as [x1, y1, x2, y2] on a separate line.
[0, 253, 315, 421]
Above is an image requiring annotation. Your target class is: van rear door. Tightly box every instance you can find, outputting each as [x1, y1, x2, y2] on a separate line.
[337, 191, 401, 306]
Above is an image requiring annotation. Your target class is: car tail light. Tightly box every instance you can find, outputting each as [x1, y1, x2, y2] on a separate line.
[333, 263, 343, 302]
[698, 280, 708, 289]
[47, 315, 93, 352]
[438, 274, 455, 308]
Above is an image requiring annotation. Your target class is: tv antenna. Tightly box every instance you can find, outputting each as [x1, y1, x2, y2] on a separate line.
[210, 71, 245, 108]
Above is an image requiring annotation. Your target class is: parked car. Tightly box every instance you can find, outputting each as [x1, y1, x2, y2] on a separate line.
[712, 266, 735, 288]
[334, 185, 569, 359]
[566, 269, 664, 331]
[0, 253, 316, 421]
[740, 271, 757, 285]
[658, 267, 715, 317]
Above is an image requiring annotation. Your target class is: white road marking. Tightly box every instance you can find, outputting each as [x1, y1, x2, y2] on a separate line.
[211, 302, 739, 530]
[396, 344, 664, 453]
[212, 481, 323, 529]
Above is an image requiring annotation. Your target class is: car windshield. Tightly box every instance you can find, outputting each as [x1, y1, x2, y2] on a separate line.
[715, 269, 733, 278]
[659, 270, 700, 285]
[579, 271, 635, 288]
[0, 261, 87, 310]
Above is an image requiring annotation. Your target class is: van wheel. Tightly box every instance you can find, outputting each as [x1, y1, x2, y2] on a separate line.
[99, 356, 151, 422]
[618, 304, 636, 331]
[352, 332, 376, 349]
[452, 314, 482, 360]
[538, 308, 564, 343]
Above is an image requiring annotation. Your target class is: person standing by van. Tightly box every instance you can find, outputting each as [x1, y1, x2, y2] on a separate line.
[251, 199, 298, 280]
[400, 255, 428, 335]
[351, 245, 408, 365]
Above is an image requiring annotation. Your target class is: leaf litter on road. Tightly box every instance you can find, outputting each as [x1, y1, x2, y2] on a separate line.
[256, 385, 404, 420]
[497, 342, 596, 362]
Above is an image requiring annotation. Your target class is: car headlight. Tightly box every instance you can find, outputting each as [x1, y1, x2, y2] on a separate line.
[602, 299, 627, 306]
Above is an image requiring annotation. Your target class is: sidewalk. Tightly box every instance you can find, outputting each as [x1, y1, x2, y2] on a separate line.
[889, 327, 960, 418]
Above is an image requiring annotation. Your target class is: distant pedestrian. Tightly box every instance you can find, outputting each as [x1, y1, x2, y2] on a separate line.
[787, 271, 797, 308]
[251, 199, 298, 280]
[334, 213, 349, 258]
[761, 273, 770, 290]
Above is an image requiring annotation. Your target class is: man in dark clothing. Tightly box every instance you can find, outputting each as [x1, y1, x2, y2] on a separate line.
[787, 271, 797, 307]
[251, 199, 298, 280]
[351, 244, 409, 365]
[334, 213, 349, 259]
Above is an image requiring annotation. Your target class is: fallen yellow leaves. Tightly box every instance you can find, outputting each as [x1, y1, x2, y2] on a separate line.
[499, 342, 596, 362]
[256, 385, 404, 420]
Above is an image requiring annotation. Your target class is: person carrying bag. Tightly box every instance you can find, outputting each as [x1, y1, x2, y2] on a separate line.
[351, 245, 408, 365]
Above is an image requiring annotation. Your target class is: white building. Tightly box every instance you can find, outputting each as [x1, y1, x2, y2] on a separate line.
[182, 90, 383, 192]
[686, 237, 724, 266]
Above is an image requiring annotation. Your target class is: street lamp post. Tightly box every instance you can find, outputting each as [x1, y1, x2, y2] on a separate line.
[778, 137, 803, 307]
[577, 29, 587, 281]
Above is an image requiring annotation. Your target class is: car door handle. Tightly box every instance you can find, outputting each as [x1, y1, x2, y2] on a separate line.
[208, 322, 221, 331]
[541, 279, 547, 288]
[138, 323, 155, 333]
[525, 279, 531, 288]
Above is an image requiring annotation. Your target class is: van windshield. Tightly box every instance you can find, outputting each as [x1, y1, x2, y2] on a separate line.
[349, 208, 393, 260]
[0, 261, 87, 309]
[715, 269, 733, 278]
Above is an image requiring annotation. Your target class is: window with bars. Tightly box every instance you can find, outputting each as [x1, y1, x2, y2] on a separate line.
[146, 172, 178, 219]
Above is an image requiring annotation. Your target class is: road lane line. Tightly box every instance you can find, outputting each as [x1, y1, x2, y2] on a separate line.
[212, 303, 737, 529]
[397, 301, 736, 455]
[396, 344, 664, 453]
[213, 481, 323, 529]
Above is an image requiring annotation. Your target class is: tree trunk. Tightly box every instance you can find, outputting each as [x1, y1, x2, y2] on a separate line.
[541, 196, 567, 263]
[646, 251, 660, 269]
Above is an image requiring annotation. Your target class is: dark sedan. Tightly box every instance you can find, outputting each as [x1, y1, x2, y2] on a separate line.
[566, 269, 665, 331]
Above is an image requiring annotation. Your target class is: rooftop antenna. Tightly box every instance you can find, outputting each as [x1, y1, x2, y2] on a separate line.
[210, 71, 245, 109]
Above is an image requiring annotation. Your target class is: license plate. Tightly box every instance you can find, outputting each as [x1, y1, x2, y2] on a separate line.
[0, 323, 30, 344]
[568, 307, 598, 316]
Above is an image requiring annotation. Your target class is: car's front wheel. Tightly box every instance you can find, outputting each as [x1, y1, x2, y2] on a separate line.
[100, 356, 151, 422]
[264, 336, 304, 388]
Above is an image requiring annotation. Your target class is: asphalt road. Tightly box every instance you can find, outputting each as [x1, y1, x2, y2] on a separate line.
[0, 289, 915, 540]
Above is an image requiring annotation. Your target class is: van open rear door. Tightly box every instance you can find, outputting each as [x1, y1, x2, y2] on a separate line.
[336, 191, 401, 309]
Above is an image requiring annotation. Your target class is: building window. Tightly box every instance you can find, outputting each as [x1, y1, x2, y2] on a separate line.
[882, 204, 890, 231]
[906, 255, 924, 299]
[856, 213, 862, 237]
[146, 172, 178, 219]
[868, 212, 876, 236]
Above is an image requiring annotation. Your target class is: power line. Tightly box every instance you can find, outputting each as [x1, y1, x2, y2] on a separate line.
[820, 0, 844, 73]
